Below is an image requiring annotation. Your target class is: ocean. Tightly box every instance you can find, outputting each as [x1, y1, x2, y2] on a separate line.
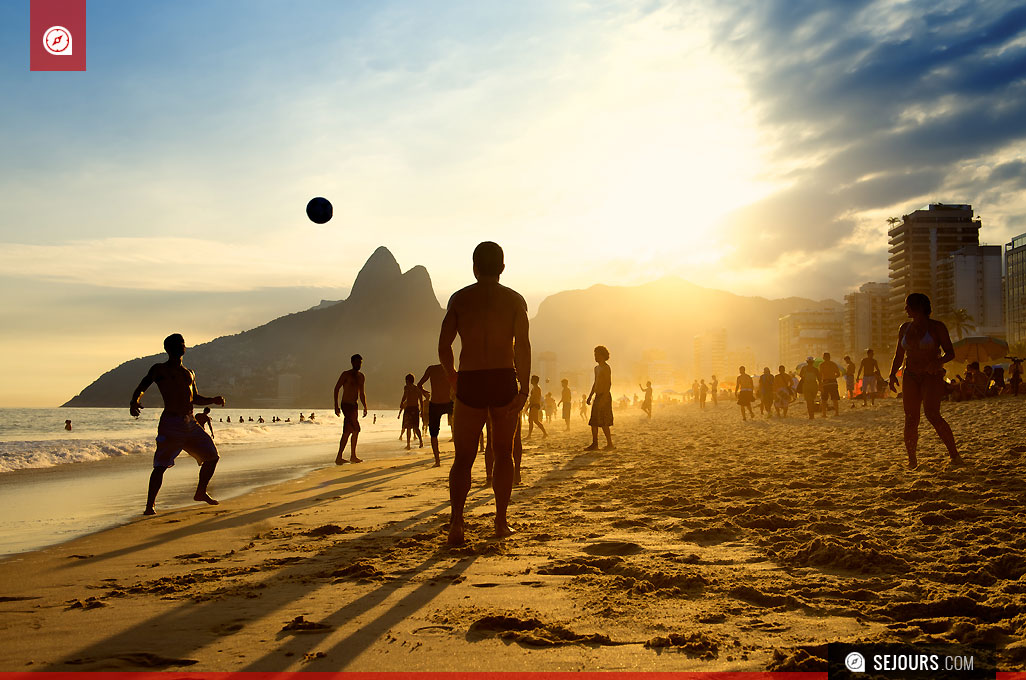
[0, 407, 439, 557]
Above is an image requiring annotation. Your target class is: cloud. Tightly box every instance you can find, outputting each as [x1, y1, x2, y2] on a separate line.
[707, 0, 1026, 276]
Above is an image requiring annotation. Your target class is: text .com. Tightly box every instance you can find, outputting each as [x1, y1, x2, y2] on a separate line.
[845, 650, 976, 673]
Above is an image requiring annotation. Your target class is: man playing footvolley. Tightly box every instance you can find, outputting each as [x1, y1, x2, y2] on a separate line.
[439, 241, 530, 545]
[130, 333, 225, 515]
[418, 363, 453, 467]
[333, 354, 368, 464]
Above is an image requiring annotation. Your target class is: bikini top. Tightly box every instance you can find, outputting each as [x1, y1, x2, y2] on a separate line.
[901, 323, 937, 351]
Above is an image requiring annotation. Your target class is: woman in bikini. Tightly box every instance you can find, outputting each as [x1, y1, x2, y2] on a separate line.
[888, 293, 964, 469]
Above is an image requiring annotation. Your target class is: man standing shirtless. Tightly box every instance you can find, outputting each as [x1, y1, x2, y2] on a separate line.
[418, 363, 453, 467]
[857, 348, 880, 406]
[130, 333, 225, 515]
[439, 242, 530, 545]
[333, 353, 368, 464]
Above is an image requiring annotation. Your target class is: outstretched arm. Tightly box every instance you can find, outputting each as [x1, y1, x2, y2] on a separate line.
[192, 380, 225, 408]
[130, 366, 156, 417]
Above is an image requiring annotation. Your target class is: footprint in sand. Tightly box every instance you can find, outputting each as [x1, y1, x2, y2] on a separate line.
[582, 541, 644, 556]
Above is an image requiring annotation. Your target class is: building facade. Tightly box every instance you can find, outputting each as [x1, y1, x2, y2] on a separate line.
[888, 204, 981, 327]
[843, 282, 891, 359]
[779, 310, 844, 369]
[1007, 233, 1026, 350]
[693, 328, 727, 381]
[937, 245, 1004, 338]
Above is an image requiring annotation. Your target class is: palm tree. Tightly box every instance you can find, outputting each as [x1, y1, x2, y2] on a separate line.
[943, 308, 976, 340]
[887, 216, 901, 230]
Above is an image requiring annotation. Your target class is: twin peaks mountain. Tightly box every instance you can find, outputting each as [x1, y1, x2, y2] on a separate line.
[64, 247, 443, 409]
[64, 247, 840, 408]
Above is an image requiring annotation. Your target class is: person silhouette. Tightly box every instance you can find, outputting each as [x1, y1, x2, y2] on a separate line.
[438, 242, 530, 544]
[333, 354, 367, 464]
[888, 293, 963, 468]
[130, 333, 224, 515]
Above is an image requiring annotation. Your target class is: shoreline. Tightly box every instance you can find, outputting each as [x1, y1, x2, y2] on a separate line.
[0, 432, 426, 558]
[1, 401, 1024, 672]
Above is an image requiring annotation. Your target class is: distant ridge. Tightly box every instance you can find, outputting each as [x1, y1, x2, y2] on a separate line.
[64, 253, 841, 407]
[63, 247, 444, 409]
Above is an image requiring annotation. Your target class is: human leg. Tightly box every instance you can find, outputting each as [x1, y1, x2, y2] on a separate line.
[488, 405, 518, 538]
[586, 424, 599, 449]
[195, 459, 219, 504]
[145, 467, 167, 514]
[335, 432, 351, 465]
[902, 374, 924, 468]
[923, 375, 962, 464]
[448, 400, 487, 544]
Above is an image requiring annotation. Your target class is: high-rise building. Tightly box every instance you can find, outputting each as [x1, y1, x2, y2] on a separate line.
[779, 310, 844, 369]
[1007, 233, 1026, 350]
[844, 282, 891, 359]
[936, 245, 1004, 338]
[693, 328, 727, 380]
[888, 204, 981, 327]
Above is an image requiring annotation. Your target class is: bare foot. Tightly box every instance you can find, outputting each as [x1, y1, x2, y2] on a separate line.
[908, 453, 918, 469]
[513, 471, 521, 486]
[405, 444, 411, 450]
[432, 461, 441, 468]
[334, 454, 349, 465]
[447, 521, 465, 546]
[143, 507, 156, 515]
[603, 444, 616, 451]
[194, 492, 219, 505]
[947, 455, 965, 467]
[584, 443, 598, 451]
[350, 456, 363, 463]
[494, 521, 514, 539]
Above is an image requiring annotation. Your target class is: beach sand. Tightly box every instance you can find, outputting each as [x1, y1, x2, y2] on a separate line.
[1, 397, 1025, 672]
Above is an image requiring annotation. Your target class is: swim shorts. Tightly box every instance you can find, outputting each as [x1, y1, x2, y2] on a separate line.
[340, 402, 361, 432]
[403, 406, 420, 429]
[822, 382, 840, 401]
[153, 414, 219, 469]
[862, 376, 877, 393]
[428, 400, 453, 437]
[589, 392, 614, 427]
[456, 368, 518, 409]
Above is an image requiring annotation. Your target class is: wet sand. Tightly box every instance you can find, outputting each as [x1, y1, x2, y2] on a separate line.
[1, 397, 1024, 672]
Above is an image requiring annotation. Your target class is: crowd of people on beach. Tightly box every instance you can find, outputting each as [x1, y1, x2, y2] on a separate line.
[125, 242, 1019, 539]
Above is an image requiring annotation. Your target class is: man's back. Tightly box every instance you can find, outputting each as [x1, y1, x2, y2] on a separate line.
[421, 364, 452, 403]
[447, 281, 527, 371]
[821, 360, 840, 381]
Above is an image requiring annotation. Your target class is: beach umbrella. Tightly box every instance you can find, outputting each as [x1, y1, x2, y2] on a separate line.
[952, 336, 1008, 364]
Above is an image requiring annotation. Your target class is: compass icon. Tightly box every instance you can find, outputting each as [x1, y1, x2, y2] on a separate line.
[44, 26, 73, 56]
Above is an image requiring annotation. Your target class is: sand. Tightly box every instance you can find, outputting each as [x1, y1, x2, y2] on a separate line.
[1, 397, 1025, 672]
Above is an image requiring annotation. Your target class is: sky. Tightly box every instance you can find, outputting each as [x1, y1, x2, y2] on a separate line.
[1, 0, 1025, 406]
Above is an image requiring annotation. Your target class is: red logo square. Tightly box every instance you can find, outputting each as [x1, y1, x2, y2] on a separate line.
[30, 0, 87, 71]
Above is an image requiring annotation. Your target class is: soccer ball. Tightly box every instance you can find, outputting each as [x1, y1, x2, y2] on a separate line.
[306, 197, 333, 224]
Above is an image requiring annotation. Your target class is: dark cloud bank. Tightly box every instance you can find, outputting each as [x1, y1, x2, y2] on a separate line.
[705, 0, 1026, 288]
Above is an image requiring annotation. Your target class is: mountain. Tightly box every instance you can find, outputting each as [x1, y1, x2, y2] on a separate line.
[64, 251, 841, 408]
[63, 247, 445, 409]
[529, 277, 842, 390]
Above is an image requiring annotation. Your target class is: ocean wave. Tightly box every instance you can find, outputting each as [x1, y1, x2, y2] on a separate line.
[0, 420, 349, 473]
[0, 439, 151, 472]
